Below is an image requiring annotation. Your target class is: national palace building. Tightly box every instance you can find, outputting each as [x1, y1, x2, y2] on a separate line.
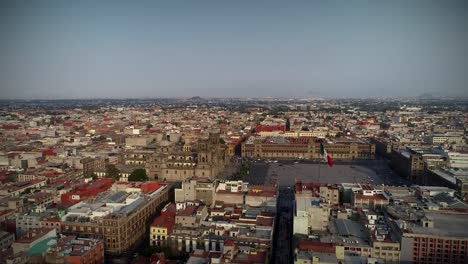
[241, 136, 375, 160]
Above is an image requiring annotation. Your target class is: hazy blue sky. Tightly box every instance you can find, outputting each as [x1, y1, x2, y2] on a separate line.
[0, 0, 466, 99]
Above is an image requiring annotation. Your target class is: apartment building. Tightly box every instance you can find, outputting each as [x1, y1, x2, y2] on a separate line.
[0, 231, 14, 250]
[399, 212, 468, 264]
[295, 181, 340, 206]
[294, 197, 331, 234]
[0, 179, 47, 197]
[391, 147, 446, 182]
[44, 236, 104, 264]
[358, 209, 400, 263]
[61, 182, 170, 255]
[431, 134, 464, 145]
[352, 185, 389, 209]
[174, 177, 217, 207]
[16, 213, 41, 237]
[167, 180, 276, 263]
[81, 156, 108, 176]
[424, 168, 468, 200]
[150, 203, 176, 247]
[447, 152, 468, 169]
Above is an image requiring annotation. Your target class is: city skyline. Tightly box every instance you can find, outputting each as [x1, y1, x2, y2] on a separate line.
[1, 0, 467, 99]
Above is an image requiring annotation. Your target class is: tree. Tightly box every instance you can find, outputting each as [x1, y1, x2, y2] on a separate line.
[239, 161, 250, 180]
[335, 132, 344, 138]
[128, 168, 148, 182]
[91, 173, 98, 180]
[106, 164, 120, 180]
[380, 122, 390, 129]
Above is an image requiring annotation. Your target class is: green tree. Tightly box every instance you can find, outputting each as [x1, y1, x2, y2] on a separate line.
[106, 164, 120, 180]
[380, 122, 390, 129]
[239, 161, 250, 180]
[91, 173, 98, 180]
[128, 168, 148, 182]
[335, 132, 344, 138]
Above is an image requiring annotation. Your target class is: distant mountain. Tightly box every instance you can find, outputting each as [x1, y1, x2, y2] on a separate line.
[188, 96, 203, 100]
[417, 93, 434, 99]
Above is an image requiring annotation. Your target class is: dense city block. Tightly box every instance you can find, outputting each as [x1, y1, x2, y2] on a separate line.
[0, 98, 467, 264]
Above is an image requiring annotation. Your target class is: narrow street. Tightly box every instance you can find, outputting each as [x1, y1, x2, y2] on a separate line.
[272, 186, 294, 264]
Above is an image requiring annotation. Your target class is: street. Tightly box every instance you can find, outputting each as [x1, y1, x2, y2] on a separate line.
[272, 186, 294, 264]
[242, 158, 411, 264]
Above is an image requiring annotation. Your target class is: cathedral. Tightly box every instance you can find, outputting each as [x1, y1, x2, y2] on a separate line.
[146, 129, 227, 182]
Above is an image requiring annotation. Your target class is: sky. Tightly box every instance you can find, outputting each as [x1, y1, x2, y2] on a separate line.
[0, 0, 467, 99]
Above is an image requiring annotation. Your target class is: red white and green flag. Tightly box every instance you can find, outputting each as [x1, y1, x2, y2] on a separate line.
[320, 142, 334, 167]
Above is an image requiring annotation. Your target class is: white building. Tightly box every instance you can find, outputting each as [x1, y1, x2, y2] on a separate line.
[294, 197, 330, 235]
[16, 214, 41, 237]
[431, 134, 464, 145]
[447, 152, 468, 169]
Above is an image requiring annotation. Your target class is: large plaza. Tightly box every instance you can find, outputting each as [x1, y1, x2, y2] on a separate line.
[246, 159, 411, 187]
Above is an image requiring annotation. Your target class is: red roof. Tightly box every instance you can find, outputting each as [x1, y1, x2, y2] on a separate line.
[2, 124, 20, 130]
[297, 241, 336, 254]
[355, 193, 388, 201]
[255, 216, 274, 227]
[231, 251, 267, 263]
[224, 239, 235, 247]
[41, 172, 63, 178]
[161, 203, 177, 216]
[255, 125, 285, 133]
[61, 178, 114, 205]
[42, 149, 57, 156]
[150, 215, 175, 235]
[149, 253, 166, 264]
[63, 122, 74, 127]
[0, 209, 15, 218]
[177, 206, 198, 217]
[141, 182, 165, 194]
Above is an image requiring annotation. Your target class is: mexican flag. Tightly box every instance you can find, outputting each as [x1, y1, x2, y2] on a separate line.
[320, 142, 334, 167]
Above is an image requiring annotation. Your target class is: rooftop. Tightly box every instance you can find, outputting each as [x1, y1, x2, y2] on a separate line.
[334, 219, 368, 239]
[405, 212, 468, 238]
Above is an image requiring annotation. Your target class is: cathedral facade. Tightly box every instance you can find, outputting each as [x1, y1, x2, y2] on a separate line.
[146, 129, 227, 182]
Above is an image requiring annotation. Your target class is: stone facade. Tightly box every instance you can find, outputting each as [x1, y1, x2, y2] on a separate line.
[242, 137, 375, 160]
[147, 130, 227, 182]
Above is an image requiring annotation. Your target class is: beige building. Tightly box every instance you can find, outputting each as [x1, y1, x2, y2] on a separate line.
[294, 197, 330, 234]
[242, 137, 375, 160]
[372, 241, 400, 264]
[214, 181, 249, 205]
[61, 183, 170, 255]
[319, 186, 340, 206]
[175, 205, 208, 228]
[174, 177, 217, 207]
[81, 156, 108, 176]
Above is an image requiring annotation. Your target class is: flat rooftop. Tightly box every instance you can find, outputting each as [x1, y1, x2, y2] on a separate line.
[406, 212, 468, 238]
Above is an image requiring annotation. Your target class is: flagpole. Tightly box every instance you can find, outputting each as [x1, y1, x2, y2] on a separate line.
[318, 158, 320, 181]
[318, 141, 321, 181]
[319, 160, 321, 181]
